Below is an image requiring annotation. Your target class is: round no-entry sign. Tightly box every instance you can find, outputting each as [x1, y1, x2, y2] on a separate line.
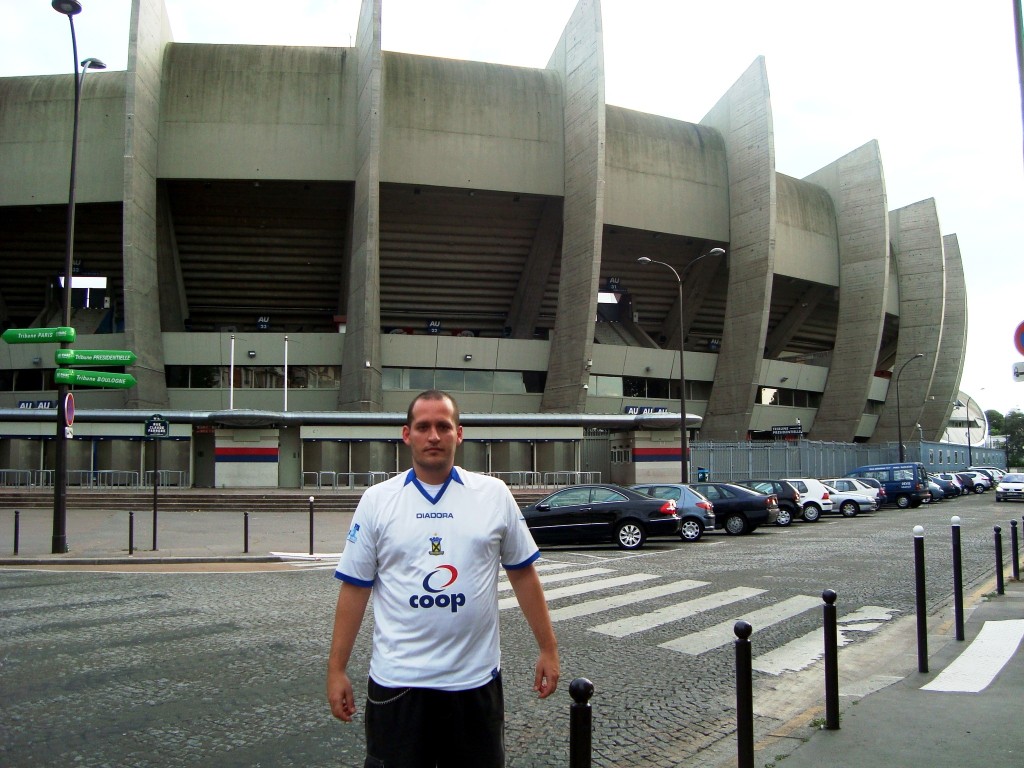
[1016, 321, 1024, 357]
[65, 392, 75, 426]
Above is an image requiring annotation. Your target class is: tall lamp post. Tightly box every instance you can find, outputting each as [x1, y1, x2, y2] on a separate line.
[961, 394, 977, 468]
[895, 353, 924, 463]
[52, 0, 106, 553]
[638, 247, 725, 483]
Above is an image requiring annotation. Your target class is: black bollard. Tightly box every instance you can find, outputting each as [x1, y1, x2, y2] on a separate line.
[951, 517, 964, 641]
[822, 589, 839, 730]
[568, 677, 594, 768]
[13, 510, 19, 555]
[734, 620, 754, 768]
[913, 526, 928, 673]
[244, 511, 250, 554]
[1011, 520, 1020, 581]
[308, 496, 315, 557]
[129, 511, 135, 557]
[994, 526, 1004, 595]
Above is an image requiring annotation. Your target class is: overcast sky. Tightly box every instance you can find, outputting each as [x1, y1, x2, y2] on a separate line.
[3, 0, 1023, 415]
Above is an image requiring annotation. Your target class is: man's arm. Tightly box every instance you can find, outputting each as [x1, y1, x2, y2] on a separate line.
[326, 582, 372, 721]
[506, 564, 560, 698]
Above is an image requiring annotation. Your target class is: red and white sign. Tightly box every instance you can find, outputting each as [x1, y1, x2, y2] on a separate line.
[1016, 320, 1024, 357]
[65, 392, 75, 426]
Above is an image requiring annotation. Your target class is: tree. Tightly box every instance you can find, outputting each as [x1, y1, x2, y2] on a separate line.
[985, 409, 1005, 435]
[1003, 410, 1024, 468]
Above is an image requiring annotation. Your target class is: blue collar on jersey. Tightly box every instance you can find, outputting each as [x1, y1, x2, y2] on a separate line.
[404, 467, 464, 505]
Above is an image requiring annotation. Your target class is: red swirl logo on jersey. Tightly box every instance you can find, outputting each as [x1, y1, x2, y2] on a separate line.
[422, 564, 458, 592]
[410, 565, 466, 613]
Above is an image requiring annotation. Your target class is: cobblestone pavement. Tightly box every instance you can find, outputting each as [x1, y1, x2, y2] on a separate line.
[1, 494, 1018, 767]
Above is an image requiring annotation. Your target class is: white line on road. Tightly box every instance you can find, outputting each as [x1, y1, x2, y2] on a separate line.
[498, 567, 613, 592]
[590, 586, 765, 638]
[921, 619, 1024, 693]
[498, 573, 658, 610]
[547, 579, 709, 622]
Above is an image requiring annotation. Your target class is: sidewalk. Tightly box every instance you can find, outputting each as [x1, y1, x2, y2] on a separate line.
[763, 577, 1024, 768]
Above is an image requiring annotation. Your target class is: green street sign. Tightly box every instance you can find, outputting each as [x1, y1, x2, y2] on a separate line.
[54, 349, 137, 366]
[54, 369, 136, 389]
[2, 326, 76, 344]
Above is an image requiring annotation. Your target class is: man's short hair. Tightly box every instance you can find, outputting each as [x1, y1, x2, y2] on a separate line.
[406, 390, 460, 426]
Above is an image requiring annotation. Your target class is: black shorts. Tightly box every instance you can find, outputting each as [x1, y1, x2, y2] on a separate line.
[363, 673, 505, 768]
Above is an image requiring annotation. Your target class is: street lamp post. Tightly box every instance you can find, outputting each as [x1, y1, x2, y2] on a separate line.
[895, 353, 924, 463]
[962, 394, 976, 468]
[52, 0, 106, 553]
[638, 247, 725, 483]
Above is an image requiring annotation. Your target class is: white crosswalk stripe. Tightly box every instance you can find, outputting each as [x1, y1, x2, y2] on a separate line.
[498, 573, 658, 610]
[498, 567, 614, 592]
[659, 594, 821, 655]
[548, 579, 708, 622]
[921, 619, 1024, 692]
[591, 586, 765, 638]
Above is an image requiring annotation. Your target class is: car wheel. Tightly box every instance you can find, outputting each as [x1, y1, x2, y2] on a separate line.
[974, 484, 985, 494]
[896, 494, 911, 509]
[724, 514, 748, 535]
[775, 507, 792, 526]
[615, 521, 646, 550]
[840, 500, 859, 517]
[801, 504, 821, 522]
[679, 519, 704, 542]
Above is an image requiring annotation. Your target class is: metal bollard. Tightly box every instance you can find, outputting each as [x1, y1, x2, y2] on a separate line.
[568, 677, 594, 768]
[822, 589, 839, 730]
[13, 510, 19, 555]
[734, 620, 754, 768]
[244, 511, 250, 554]
[1011, 520, 1020, 581]
[951, 517, 964, 641]
[129, 511, 135, 556]
[994, 526, 1004, 595]
[308, 496, 315, 557]
[913, 525, 928, 673]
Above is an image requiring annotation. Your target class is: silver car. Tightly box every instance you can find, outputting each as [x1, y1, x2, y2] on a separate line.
[628, 483, 717, 542]
[822, 483, 878, 517]
[995, 473, 1024, 502]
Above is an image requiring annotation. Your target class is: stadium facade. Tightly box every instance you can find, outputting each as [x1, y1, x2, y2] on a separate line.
[0, 0, 970, 487]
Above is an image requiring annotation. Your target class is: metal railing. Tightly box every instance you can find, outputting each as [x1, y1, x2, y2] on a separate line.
[486, 471, 543, 488]
[0, 469, 32, 487]
[144, 470, 189, 487]
[302, 471, 389, 489]
[543, 471, 601, 486]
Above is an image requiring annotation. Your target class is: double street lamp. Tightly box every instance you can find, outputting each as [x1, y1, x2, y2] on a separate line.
[51, 0, 106, 553]
[895, 353, 924, 463]
[637, 247, 726, 483]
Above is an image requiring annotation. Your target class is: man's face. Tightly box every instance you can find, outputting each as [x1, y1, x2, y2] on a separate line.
[403, 396, 463, 481]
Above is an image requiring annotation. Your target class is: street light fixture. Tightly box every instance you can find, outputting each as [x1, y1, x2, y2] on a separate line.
[51, 0, 106, 553]
[895, 353, 924, 463]
[638, 247, 726, 483]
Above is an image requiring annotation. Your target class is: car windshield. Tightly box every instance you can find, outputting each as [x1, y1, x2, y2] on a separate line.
[1002, 474, 1024, 483]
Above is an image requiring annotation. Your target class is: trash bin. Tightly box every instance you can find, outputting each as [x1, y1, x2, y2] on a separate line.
[696, 467, 710, 482]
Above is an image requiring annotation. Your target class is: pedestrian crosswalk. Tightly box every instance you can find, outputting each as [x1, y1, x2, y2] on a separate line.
[498, 559, 897, 676]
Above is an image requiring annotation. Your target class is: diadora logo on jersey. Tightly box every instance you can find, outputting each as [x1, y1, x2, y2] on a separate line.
[346, 523, 360, 544]
[429, 535, 444, 556]
[409, 564, 466, 612]
[416, 511, 454, 519]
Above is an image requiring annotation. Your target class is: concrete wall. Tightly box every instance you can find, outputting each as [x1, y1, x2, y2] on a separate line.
[699, 57, 776, 439]
[805, 141, 890, 441]
[0, 73, 125, 207]
[604, 106, 729, 239]
[774, 174, 839, 284]
[381, 54, 563, 195]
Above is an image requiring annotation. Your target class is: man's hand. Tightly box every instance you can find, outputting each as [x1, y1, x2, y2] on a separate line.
[327, 667, 357, 721]
[533, 649, 560, 699]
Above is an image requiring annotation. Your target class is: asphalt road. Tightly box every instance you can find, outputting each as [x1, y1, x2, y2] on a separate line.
[1, 493, 1019, 767]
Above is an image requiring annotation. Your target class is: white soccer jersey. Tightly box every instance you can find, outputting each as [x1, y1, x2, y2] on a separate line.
[335, 467, 540, 691]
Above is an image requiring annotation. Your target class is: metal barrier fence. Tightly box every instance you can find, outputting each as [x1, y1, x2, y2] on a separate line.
[302, 471, 389, 490]
[486, 471, 543, 488]
[143, 470, 189, 487]
[0, 469, 32, 487]
[543, 471, 601, 486]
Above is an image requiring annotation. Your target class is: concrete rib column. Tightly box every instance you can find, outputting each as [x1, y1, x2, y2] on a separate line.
[122, 0, 173, 409]
[541, 0, 605, 413]
[919, 234, 967, 439]
[805, 141, 889, 441]
[339, 0, 383, 411]
[873, 199, 944, 443]
[699, 57, 776, 439]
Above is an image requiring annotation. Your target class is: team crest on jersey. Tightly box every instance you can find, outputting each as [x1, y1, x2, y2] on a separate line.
[429, 535, 444, 556]
[346, 523, 360, 544]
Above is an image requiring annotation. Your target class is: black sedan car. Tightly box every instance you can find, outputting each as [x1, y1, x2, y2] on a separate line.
[520, 484, 681, 550]
[689, 482, 780, 535]
[733, 479, 800, 526]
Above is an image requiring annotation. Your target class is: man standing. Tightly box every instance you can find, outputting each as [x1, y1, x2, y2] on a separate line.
[327, 390, 560, 767]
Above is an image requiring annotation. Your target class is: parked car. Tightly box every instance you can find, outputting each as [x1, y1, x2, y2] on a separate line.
[520, 484, 681, 550]
[826, 477, 886, 509]
[969, 466, 1006, 482]
[781, 478, 834, 521]
[628, 483, 716, 542]
[821, 482, 878, 516]
[929, 474, 961, 499]
[845, 463, 930, 509]
[959, 471, 992, 494]
[924, 479, 945, 502]
[995, 473, 1024, 502]
[733, 479, 801, 526]
[934, 472, 965, 496]
[688, 482, 780, 535]
[955, 472, 981, 494]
